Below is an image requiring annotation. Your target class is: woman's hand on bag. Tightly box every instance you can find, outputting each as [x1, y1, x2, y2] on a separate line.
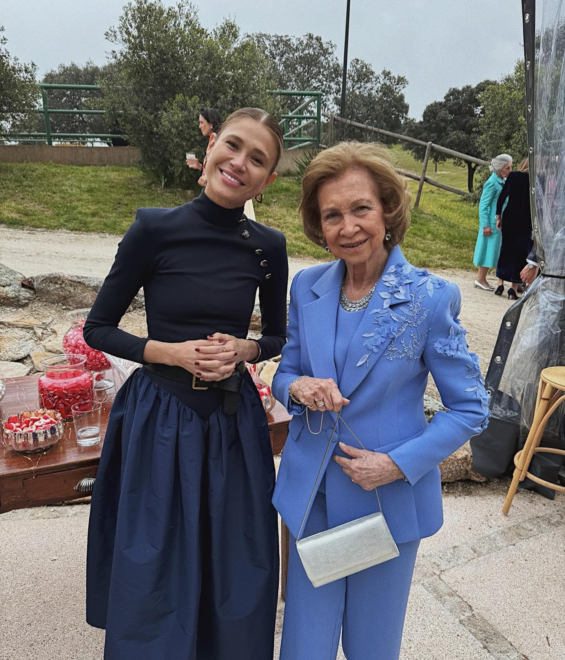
[333, 444, 405, 489]
[483, 227, 493, 237]
[289, 376, 349, 413]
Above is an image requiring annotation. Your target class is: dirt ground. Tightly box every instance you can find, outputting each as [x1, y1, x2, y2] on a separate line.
[0, 224, 516, 371]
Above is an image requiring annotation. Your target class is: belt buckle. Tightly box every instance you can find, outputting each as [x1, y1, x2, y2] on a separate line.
[192, 374, 209, 390]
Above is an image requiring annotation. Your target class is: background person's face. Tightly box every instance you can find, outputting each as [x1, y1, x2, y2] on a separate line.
[499, 162, 512, 178]
[198, 115, 213, 137]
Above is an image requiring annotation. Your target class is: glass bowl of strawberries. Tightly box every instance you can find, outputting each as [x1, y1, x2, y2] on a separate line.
[1, 409, 64, 454]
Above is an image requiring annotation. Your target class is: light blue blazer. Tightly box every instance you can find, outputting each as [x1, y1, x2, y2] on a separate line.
[272, 246, 490, 544]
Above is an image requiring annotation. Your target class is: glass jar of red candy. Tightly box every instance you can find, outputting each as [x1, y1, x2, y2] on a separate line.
[38, 354, 94, 421]
[63, 309, 114, 391]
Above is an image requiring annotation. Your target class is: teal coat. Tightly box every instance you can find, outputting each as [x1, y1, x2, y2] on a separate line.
[473, 172, 504, 268]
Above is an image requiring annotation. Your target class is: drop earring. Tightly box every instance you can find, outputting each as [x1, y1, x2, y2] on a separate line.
[254, 193, 264, 204]
[385, 231, 391, 241]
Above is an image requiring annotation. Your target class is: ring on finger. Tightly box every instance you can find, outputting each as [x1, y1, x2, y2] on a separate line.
[316, 400, 325, 407]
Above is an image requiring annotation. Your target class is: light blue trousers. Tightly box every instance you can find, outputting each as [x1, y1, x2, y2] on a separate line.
[280, 492, 419, 660]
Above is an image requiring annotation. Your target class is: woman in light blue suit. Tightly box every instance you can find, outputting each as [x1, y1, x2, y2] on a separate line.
[273, 142, 490, 660]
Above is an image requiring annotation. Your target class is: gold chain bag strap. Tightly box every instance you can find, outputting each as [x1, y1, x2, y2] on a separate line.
[295, 410, 399, 588]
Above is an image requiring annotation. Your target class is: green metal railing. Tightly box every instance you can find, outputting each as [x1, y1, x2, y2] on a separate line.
[3, 85, 323, 148]
[1, 83, 121, 145]
[269, 90, 322, 150]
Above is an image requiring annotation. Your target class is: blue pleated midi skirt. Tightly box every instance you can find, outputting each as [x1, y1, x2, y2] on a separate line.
[86, 369, 279, 659]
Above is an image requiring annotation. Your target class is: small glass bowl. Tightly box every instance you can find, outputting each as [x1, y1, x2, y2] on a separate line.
[1, 409, 64, 455]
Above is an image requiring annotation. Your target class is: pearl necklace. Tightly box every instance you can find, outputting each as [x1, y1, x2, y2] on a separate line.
[339, 282, 376, 312]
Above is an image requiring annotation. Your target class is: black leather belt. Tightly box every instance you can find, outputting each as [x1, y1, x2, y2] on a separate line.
[144, 362, 246, 415]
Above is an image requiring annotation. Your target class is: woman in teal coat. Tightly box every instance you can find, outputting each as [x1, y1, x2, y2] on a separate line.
[473, 154, 512, 290]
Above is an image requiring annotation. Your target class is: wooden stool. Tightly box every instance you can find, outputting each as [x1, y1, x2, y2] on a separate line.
[503, 366, 565, 514]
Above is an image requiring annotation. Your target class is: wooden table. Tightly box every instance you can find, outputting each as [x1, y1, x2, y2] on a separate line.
[0, 373, 293, 597]
[0, 373, 291, 512]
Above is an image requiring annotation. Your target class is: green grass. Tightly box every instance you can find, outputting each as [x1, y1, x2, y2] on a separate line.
[0, 158, 480, 269]
[0, 162, 188, 234]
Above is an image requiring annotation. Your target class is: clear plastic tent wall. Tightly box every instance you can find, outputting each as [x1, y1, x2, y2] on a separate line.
[495, 0, 565, 443]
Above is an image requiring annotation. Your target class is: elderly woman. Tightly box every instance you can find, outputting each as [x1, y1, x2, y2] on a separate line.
[272, 142, 490, 660]
[473, 154, 513, 290]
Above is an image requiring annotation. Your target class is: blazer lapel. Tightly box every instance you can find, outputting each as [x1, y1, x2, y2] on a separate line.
[339, 247, 416, 399]
[302, 260, 345, 383]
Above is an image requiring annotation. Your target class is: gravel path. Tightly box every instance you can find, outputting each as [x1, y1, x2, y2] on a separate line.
[0, 224, 515, 367]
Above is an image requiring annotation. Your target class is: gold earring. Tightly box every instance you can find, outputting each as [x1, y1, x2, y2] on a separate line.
[254, 193, 264, 204]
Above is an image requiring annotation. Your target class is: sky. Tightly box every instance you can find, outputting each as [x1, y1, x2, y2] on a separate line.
[0, 0, 524, 119]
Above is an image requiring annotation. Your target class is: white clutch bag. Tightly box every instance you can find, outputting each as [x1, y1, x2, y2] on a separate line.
[295, 413, 399, 588]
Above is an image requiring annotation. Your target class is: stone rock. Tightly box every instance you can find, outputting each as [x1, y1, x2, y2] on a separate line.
[0, 360, 32, 379]
[0, 263, 35, 308]
[131, 291, 145, 311]
[424, 394, 445, 421]
[0, 315, 52, 329]
[30, 273, 104, 309]
[422, 395, 487, 482]
[31, 350, 56, 371]
[440, 441, 488, 483]
[259, 361, 279, 387]
[41, 333, 64, 354]
[0, 327, 37, 361]
[249, 303, 261, 332]
[30, 273, 144, 311]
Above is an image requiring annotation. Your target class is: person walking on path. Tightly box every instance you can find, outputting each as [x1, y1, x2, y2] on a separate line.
[473, 154, 513, 290]
[84, 108, 288, 660]
[494, 158, 532, 299]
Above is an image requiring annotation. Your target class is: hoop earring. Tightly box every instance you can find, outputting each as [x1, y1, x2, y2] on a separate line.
[255, 193, 264, 204]
[385, 231, 391, 241]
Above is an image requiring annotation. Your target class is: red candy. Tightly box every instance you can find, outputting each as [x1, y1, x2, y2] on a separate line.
[38, 369, 94, 421]
[2, 409, 62, 434]
[63, 319, 111, 372]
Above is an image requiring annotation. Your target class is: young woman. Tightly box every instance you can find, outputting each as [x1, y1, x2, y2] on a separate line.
[84, 108, 288, 660]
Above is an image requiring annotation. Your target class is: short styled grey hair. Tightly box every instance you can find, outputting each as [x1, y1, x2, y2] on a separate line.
[490, 154, 513, 174]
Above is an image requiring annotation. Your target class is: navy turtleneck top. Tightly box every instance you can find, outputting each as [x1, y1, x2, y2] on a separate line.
[83, 192, 288, 366]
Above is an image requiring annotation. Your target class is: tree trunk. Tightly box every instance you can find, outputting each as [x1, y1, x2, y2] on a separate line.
[467, 163, 478, 192]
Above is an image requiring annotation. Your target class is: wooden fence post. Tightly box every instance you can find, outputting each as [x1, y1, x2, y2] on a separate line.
[415, 142, 433, 208]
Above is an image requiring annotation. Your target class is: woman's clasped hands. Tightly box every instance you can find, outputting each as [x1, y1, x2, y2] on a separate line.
[173, 332, 255, 382]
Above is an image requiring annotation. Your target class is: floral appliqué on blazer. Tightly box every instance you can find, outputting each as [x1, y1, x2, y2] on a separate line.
[272, 246, 490, 544]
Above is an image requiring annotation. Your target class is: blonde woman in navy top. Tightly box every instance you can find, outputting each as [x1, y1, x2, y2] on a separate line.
[84, 108, 288, 660]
